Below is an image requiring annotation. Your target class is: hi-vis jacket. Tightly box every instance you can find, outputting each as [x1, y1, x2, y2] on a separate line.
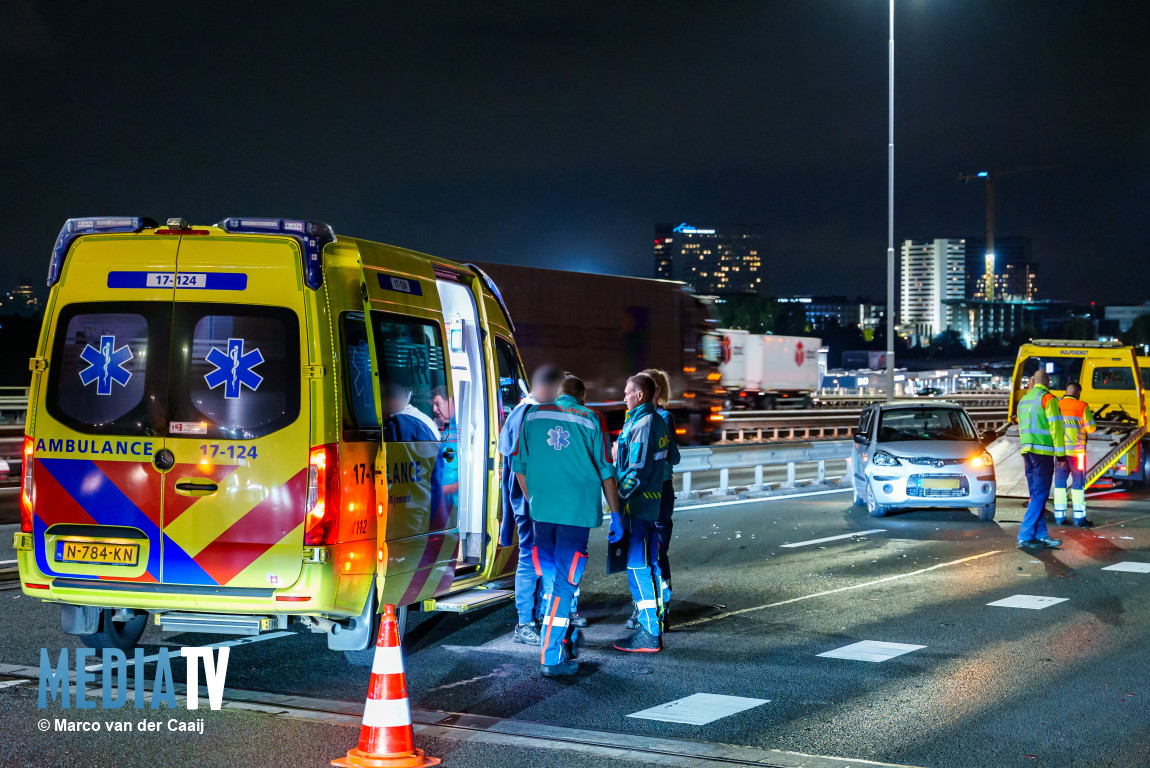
[511, 395, 615, 529]
[615, 402, 671, 521]
[1058, 395, 1096, 457]
[1017, 384, 1066, 458]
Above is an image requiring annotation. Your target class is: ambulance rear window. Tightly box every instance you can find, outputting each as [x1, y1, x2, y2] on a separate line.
[168, 304, 300, 439]
[47, 303, 169, 436]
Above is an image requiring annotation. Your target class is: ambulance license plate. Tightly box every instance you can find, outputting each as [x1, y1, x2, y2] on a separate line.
[55, 540, 139, 566]
[921, 477, 961, 490]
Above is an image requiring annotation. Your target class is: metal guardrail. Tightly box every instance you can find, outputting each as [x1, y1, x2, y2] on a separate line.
[813, 393, 1010, 408]
[716, 407, 1009, 444]
[678, 441, 853, 496]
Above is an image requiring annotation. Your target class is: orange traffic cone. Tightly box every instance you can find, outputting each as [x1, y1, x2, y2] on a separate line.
[332, 604, 440, 768]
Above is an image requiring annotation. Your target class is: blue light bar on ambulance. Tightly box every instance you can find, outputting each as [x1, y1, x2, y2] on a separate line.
[465, 263, 515, 332]
[47, 217, 155, 287]
[218, 218, 336, 290]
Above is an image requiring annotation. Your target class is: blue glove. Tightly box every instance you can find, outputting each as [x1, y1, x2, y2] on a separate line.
[607, 513, 623, 543]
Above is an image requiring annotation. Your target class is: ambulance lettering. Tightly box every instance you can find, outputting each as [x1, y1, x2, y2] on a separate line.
[35, 438, 153, 456]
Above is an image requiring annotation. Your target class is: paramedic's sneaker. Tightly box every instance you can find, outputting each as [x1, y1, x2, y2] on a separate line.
[569, 612, 588, 628]
[1073, 518, 1094, 528]
[541, 659, 579, 677]
[1037, 536, 1062, 548]
[513, 623, 541, 645]
[613, 627, 661, 653]
[623, 605, 640, 630]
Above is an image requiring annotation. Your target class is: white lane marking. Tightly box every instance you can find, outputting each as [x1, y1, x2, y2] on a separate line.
[682, 487, 852, 511]
[0, 679, 29, 689]
[677, 549, 1003, 628]
[780, 529, 887, 548]
[627, 693, 769, 725]
[1102, 562, 1150, 573]
[84, 630, 296, 671]
[0, 560, 17, 566]
[987, 594, 1068, 610]
[818, 640, 924, 662]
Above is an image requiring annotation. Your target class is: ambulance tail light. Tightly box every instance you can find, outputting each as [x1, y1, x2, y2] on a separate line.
[218, 218, 336, 290]
[19, 436, 33, 533]
[304, 444, 340, 545]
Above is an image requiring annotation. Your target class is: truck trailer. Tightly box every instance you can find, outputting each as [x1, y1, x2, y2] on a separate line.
[473, 262, 723, 444]
[717, 329, 821, 410]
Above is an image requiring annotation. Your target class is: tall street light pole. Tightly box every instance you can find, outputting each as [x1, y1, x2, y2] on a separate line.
[885, 0, 896, 400]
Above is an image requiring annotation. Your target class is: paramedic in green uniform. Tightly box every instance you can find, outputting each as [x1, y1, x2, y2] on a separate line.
[512, 375, 618, 677]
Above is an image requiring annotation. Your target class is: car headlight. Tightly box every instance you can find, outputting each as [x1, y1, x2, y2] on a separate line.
[872, 450, 900, 467]
[971, 451, 993, 468]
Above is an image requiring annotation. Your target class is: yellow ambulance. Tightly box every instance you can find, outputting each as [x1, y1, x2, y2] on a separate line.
[13, 216, 526, 663]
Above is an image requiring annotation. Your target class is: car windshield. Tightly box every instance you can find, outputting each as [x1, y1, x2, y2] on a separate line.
[877, 407, 976, 442]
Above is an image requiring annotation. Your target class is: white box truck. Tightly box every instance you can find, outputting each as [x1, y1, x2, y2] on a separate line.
[718, 330, 821, 409]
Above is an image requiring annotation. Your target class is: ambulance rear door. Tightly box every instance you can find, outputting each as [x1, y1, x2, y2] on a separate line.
[32, 231, 177, 585]
[160, 234, 310, 590]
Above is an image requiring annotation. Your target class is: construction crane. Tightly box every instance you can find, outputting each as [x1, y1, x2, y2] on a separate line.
[958, 165, 1056, 301]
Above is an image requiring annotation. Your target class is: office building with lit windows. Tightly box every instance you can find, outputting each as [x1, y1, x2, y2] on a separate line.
[963, 236, 1038, 301]
[899, 239, 965, 345]
[654, 223, 764, 295]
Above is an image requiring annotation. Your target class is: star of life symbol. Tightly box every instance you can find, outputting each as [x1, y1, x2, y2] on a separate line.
[204, 338, 264, 399]
[79, 334, 133, 396]
[547, 426, 570, 451]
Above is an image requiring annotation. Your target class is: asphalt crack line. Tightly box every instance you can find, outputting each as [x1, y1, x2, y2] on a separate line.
[677, 550, 1004, 628]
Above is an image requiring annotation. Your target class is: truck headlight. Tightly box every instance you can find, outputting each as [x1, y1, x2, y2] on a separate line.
[872, 450, 900, 467]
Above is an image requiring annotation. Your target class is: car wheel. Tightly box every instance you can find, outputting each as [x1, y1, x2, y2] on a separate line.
[978, 502, 996, 522]
[343, 605, 407, 666]
[866, 483, 888, 518]
[853, 480, 866, 506]
[79, 609, 147, 652]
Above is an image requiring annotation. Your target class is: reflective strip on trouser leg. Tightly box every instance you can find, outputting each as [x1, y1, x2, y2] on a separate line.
[1052, 486, 1068, 514]
[1072, 488, 1086, 516]
[541, 527, 588, 666]
[625, 518, 662, 637]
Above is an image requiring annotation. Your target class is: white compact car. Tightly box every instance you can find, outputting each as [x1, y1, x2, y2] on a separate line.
[851, 401, 997, 520]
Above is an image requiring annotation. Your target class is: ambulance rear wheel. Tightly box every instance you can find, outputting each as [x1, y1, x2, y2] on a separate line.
[79, 609, 147, 652]
[343, 605, 408, 667]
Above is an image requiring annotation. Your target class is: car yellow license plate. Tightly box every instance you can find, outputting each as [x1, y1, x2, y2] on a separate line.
[921, 477, 961, 490]
[56, 540, 139, 566]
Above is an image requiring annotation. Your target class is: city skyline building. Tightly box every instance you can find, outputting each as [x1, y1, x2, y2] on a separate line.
[654, 223, 764, 295]
[964, 236, 1038, 301]
[899, 239, 965, 345]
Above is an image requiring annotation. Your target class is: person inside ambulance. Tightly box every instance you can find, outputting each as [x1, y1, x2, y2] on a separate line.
[384, 381, 439, 442]
[512, 375, 618, 677]
[431, 386, 459, 511]
[498, 363, 564, 646]
[1054, 381, 1097, 528]
[611, 372, 672, 653]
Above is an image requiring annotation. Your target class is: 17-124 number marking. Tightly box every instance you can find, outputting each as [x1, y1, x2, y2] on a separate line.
[200, 444, 258, 460]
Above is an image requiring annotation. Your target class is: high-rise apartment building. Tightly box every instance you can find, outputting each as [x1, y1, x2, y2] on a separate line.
[963, 236, 1038, 300]
[654, 223, 763, 295]
[900, 239, 965, 345]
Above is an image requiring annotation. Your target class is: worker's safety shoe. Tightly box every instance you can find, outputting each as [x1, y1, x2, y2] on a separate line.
[1073, 518, 1094, 528]
[1053, 515, 1067, 525]
[541, 659, 579, 678]
[613, 627, 661, 653]
[513, 623, 542, 645]
[1037, 536, 1062, 548]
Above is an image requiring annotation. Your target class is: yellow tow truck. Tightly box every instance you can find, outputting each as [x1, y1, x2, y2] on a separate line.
[988, 340, 1149, 497]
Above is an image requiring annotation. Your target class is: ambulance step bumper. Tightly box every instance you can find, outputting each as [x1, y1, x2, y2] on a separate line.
[156, 611, 280, 636]
[423, 588, 513, 613]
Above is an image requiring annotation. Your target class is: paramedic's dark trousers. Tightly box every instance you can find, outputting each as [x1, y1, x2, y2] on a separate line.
[533, 521, 589, 666]
[624, 515, 664, 637]
[514, 510, 541, 626]
[656, 478, 675, 606]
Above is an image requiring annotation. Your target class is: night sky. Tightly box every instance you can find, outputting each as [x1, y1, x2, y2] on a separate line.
[2, 1, 1146, 304]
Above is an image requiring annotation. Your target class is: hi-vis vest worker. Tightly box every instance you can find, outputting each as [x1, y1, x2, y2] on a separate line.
[1017, 382, 1066, 458]
[511, 378, 617, 677]
[1053, 385, 1097, 526]
[14, 216, 527, 665]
